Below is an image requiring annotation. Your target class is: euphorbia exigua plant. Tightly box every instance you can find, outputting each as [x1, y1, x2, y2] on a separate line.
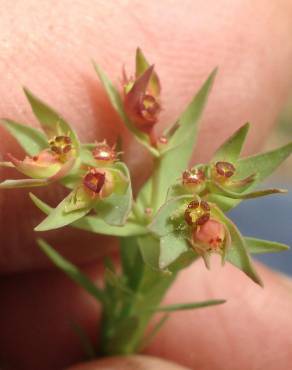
[1, 48, 291, 357]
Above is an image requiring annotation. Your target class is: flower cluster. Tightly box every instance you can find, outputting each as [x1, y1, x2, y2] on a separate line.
[1, 48, 291, 357]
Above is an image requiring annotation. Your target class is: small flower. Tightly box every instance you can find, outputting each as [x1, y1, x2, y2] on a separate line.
[211, 161, 255, 190]
[123, 66, 161, 135]
[48, 135, 75, 163]
[92, 141, 117, 165]
[182, 168, 206, 194]
[184, 199, 210, 228]
[83, 168, 114, 199]
[212, 161, 236, 182]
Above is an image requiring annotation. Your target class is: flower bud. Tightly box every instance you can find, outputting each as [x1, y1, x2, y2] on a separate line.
[182, 168, 206, 194]
[123, 66, 161, 134]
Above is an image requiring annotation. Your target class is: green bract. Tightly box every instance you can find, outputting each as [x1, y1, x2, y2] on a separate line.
[0, 48, 290, 358]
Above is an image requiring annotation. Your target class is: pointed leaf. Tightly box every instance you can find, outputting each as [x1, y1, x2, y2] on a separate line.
[34, 190, 91, 231]
[30, 193, 146, 236]
[136, 47, 160, 96]
[161, 68, 217, 155]
[213, 206, 263, 286]
[237, 142, 292, 183]
[93, 62, 159, 157]
[37, 239, 106, 303]
[149, 299, 226, 313]
[159, 233, 190, 270]
[0, 178, 49, 189]
[23, 88, 80, 153]
[212, 123, 250, 162]
[245, 237, 289, 254]
[208, 181, 287, 200]
[1, 119, 47, 156]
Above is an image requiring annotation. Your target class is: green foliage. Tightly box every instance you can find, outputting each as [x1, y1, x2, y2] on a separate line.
[136, 70, 217, 212]
[0, 119, 47, 156]
[1, 50, 291, 358]
[24, 88, 80, 153]
[37, 239, 106, 303]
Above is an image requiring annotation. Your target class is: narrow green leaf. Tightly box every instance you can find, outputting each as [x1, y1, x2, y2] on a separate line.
[0, 178, 49, 189]
[93, 62, 159, 157]
[213, 207, 263, 286]
[30, 193, 146, 236]
[159, 233, 189, 270]
[161, 68, 217, 155]
[212, 123, 250, 162]
[37, 238, 106, 303]
[1, 119, 47, 156]
[149, 299, 226, 313]
[34, 191, 91, 231]
[245, 237, 289, 254]
[23, 88, 80, 153]
[208, 181, 287, 200]
[137, 70, 216, 211]
[208, 142, 292, 212]
[237, 142, 292, 183]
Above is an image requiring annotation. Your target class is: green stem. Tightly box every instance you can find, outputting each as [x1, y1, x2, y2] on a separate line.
[100, 237, 176, 355]
[151, 157, 161, 212]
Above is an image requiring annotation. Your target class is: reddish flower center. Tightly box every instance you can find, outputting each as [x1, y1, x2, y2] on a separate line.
[182, 169, 205, 185]
[184, 200, 210, 227]
[214, 161, 236, 179]
[49, 135, 73, 160]
[140, 94, 160, 123]
[83, 170, 105, 194]
[93, 143, 116, 163]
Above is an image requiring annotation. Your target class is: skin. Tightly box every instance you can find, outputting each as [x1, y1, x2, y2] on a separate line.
[0, 0, 292, 369]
